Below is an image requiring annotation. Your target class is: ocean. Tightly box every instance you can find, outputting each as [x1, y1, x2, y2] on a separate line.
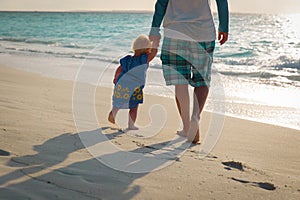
[0, 11, 299, 130]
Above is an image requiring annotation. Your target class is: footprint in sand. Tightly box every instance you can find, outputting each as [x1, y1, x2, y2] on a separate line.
[222, 160, 276, 191]
[222, 161, 244, 171]
[132, 140, 144, 147]
[231, 177, 276, 191]
[0, 149, 10, 156]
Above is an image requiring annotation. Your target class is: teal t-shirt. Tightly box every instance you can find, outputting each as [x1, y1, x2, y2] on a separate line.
[150, 0, 229, 40]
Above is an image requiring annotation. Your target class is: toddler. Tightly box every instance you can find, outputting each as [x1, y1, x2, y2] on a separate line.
[108, 34, 158, 130]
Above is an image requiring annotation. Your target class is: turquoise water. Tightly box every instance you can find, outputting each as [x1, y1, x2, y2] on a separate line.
[0, 12, 299, 129]
[1, 12, 299, 84]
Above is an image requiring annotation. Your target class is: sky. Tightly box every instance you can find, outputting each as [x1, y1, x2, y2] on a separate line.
[1, 0, 300, 14]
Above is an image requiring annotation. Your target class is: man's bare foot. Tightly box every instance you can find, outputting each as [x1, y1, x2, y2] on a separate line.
[188, 130, 200, 144]
[177, 130, 187, 137]
[127, 126, 139, 130]
[187, 119, 200, 144]
[108, 112, 115, 124]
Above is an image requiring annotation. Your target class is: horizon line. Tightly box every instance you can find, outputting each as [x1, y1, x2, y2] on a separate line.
[0, 10, 293, 15]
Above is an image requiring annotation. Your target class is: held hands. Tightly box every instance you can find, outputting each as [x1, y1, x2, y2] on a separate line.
[218, 32, 228, 45]
[149, 35, 161, 49]
[147, 35, 161, 62]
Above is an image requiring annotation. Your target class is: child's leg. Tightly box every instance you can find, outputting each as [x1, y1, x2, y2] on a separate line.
[108, 107, 119, 124]
[128, 106, 138, 130]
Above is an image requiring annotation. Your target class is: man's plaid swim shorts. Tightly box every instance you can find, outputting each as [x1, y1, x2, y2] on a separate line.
[161, 37, 215, 87]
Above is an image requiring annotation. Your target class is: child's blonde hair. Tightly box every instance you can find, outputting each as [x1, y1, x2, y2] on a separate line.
[132, 34, 152, 54]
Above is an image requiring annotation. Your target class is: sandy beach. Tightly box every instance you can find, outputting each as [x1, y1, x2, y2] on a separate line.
[0, 65, 300, 200]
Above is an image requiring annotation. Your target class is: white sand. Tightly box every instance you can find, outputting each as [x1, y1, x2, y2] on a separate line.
[0, 65, 299, 199]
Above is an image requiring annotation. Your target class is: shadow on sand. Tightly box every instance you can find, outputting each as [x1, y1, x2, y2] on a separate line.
[0, 128, 188, 199]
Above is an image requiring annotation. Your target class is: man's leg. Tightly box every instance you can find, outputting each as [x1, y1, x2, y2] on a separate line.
[175, 84, 190, 136]
[187, 86, 209, 143]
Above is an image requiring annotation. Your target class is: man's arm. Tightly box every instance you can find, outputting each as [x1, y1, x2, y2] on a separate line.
[215, 0, 229, 45]
[149, 0, 169, 45]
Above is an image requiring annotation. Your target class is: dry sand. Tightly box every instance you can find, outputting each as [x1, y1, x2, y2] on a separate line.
[0, 65, 300, 199]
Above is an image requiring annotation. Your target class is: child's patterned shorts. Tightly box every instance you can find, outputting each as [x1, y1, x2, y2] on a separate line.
[161, 37, 215, 87]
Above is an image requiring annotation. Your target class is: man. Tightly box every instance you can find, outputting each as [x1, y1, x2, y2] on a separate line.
[149, 0, 229, 143]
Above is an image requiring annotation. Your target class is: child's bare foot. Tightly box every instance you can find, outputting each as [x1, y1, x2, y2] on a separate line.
[108, 112, 115, 124]
[187, 119, 200, 144]
[127, 126, 139, 130]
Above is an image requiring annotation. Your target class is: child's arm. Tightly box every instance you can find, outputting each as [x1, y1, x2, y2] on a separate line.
[113, 65, 122, 84]
[147, 48, 158, 63]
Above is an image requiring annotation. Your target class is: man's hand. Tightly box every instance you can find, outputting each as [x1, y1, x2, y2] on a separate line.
[218, 32, 228, 45]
